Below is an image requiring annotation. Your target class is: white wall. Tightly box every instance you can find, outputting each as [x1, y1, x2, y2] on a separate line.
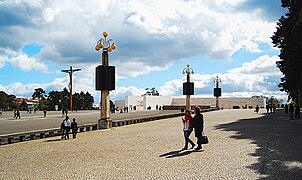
[125, 96, 266, 110]
[144, 96, 173, 110]
[114, 100, 125, 109]
[126, 96, 144, 111]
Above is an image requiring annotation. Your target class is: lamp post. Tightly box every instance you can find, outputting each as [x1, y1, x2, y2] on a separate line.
[213, 76, 222, 108]
[61, 66, 81, 112]
[95, 32, 116, 129]
[182, 64, 194, 110]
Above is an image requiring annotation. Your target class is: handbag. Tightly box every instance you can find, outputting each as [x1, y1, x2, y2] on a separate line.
[200, 135, 209, 144]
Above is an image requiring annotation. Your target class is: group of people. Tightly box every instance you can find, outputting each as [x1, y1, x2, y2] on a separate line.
[285, 103, 300, 119]
[61, 116, 78, 140]
[266, 104, 277, 113]
[181, 106, 204, 151]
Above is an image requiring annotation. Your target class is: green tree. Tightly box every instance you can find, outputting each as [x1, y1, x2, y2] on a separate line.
[142, 87, 160, 96]
[272, 0, 302, 103]
[62, 88, 70, 111]
[47, 90, 63, 110]
[0, 91, 17, 110]
[84, 91, 94, 109]
[72, 92, 82, 110]
[32, 88, 46, 110]
[72, 91, 94, 110]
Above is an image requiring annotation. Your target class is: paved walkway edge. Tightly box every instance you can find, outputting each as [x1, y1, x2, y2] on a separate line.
[0, 109, 217, 145]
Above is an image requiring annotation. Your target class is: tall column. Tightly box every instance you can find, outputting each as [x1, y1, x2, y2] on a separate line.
[99, 51, 112, 128]
[213, 76, 222, 109]
[186, 74, 191, 110]
[182, 64, 194, 111]
[95, 31, 116, 129]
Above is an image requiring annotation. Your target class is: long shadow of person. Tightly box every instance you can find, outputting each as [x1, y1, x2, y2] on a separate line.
[44, 139, 64, 143]
[160, 149, 204, 158]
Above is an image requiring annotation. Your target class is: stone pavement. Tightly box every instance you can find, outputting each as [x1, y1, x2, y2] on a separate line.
[0, 110, 180, 135]
[0, 109, 302, 179]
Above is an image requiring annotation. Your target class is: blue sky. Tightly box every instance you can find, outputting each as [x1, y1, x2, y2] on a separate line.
[0, 0, 288, 103]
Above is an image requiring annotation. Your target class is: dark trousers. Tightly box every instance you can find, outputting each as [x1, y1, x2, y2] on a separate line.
[195, 129, 203, 147]
[295, 112, 300, 119]
[64, 127, 70, 139]
[61, 129, 65, 139]
[72, 128, 78, 138]
[183, 130, 194, 148]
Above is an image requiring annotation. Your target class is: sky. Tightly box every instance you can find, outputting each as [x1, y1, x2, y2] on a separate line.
[0, 0, 288, 105]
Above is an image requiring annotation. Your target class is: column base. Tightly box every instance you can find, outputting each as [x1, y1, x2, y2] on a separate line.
[98, 119, 112, 129]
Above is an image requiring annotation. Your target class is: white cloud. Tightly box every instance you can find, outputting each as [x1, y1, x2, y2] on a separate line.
[0, 55, 287, 104]
[0, 1, 287, 103]
[228, 55, 281, 76]
[114, 61, 168, 79]
[0, 0, 281, 77]
[120, 55, 286, 101]
[111, 86, 145, 99]
[0, 55, 7, 68]
[9, 53, 48, 72]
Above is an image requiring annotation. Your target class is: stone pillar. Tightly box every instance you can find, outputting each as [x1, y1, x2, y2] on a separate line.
[186, 95, 191, 110]
[98, 50, 112, 129]
[98, 90, 112, 129]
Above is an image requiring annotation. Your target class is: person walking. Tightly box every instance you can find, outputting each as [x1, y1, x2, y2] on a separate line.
[266, 104, 269, 113]
[193, 106, 204, 150]
[181, 110, 195, 150]
[71, 118, 78, 139]
[255, 105, 260, 114]
[43, 109, 47, 117]
[285, 103, 289, 114]
[295, 104, 300, 119]
[60, 119, 66, 139]
[65, 109, 68, 118]
[289, 103, 294, 120]
[16, 110, 20, 119]
[63, 116, 71, 140]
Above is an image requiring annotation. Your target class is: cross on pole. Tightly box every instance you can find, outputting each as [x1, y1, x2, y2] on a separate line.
[61, 66, 81, 112]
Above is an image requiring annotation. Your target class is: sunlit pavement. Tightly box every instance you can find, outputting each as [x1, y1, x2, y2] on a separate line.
[0, 109, 301, 179]
[0, 110, 179, 135]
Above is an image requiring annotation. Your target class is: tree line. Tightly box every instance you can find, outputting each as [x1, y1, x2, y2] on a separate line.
[0, 88, 94, 111]
[272, 0, 302, 103]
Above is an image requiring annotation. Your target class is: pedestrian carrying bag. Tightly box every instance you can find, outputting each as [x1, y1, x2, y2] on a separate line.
[200, 135, 209, 144]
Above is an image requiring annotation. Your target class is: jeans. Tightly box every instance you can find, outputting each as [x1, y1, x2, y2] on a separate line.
[183, 130, 195, 148]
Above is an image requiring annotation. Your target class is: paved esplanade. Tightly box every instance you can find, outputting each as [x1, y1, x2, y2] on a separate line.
[0, 109, 302, 179]
[0, 110, 179, 135]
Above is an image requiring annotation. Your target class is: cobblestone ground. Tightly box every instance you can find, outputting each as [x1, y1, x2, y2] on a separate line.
[0, 109, 302, 179]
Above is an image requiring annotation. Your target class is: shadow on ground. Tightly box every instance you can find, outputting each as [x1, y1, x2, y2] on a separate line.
[160, 149, 204, 158]
[44, 139, 63, 143]
[215, 110, 302, 179]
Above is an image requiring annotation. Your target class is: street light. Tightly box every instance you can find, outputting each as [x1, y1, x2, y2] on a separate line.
[95, 32, 116, 65]
[182, 64, 194, 110]
[213, 76, 222, 108]
[95, 32, 116, 129]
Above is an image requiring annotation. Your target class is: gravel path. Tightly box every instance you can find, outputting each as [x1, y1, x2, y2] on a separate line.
[0, 109, 301, 179]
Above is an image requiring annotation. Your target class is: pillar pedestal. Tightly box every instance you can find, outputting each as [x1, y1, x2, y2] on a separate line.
[98, 119, 112, 129]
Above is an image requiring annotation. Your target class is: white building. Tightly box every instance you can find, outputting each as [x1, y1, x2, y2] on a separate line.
[125, 96, 173, 110]
[116, 96, 266, 111]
